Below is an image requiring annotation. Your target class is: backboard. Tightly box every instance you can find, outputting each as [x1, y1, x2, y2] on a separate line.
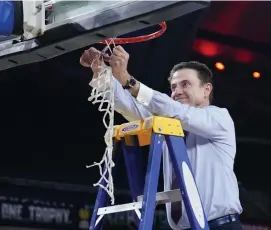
[0, 0, 210, 71]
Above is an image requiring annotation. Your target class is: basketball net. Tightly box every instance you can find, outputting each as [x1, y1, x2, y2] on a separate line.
[86, 39, 116, 205]
[84, 22, 167, 205]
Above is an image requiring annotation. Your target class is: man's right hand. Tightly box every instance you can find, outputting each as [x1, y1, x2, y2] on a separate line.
[80, 47, 104, 74]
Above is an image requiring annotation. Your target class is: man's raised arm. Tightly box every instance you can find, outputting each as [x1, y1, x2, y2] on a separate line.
[80, 47, 152, 122]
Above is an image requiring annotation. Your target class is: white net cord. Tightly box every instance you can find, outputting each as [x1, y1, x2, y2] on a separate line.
[86, 39, 116, 205]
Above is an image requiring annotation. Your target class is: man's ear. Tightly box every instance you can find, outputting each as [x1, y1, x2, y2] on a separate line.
[204, 83, 213, 98]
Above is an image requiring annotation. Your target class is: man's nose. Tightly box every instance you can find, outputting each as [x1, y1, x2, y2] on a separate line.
[172, 87, 183, 99]
[174, 86, 184, 95]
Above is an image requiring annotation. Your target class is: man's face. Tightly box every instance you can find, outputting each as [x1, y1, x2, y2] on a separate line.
[170, 68, 212, 107]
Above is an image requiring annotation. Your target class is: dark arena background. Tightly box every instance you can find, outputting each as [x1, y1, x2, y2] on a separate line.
[0, 1, 271, 230]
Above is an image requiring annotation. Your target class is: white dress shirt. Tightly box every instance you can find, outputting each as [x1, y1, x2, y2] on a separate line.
[90, 77, 243, 229]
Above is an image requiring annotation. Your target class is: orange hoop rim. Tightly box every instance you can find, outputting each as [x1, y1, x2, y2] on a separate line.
[100, 22, 167, 44]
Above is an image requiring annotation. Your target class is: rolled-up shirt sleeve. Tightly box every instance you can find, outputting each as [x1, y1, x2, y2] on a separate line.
[136, 82, 233, 140]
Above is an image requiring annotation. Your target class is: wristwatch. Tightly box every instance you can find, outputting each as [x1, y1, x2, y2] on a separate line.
[122, 76, 137, 90]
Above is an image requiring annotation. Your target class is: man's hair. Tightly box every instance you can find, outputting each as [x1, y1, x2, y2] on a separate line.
[168, 61, 213, 103]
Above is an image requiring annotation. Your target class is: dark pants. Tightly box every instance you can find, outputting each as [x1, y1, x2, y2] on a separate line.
[167, 215, 243, 230]
[211, 220, 243, 230]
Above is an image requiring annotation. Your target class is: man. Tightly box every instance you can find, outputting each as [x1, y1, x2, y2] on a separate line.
[80, 46, 243, 230]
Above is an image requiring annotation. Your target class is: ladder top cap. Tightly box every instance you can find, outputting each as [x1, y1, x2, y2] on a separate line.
[114, 116, 184, 139]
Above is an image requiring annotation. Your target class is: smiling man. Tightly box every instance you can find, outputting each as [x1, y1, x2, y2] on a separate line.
[80, 46, 243, 230]
[169, 62, 213, 107]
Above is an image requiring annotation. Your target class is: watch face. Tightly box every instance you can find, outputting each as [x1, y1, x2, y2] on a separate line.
[129, 77, 136, 86]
